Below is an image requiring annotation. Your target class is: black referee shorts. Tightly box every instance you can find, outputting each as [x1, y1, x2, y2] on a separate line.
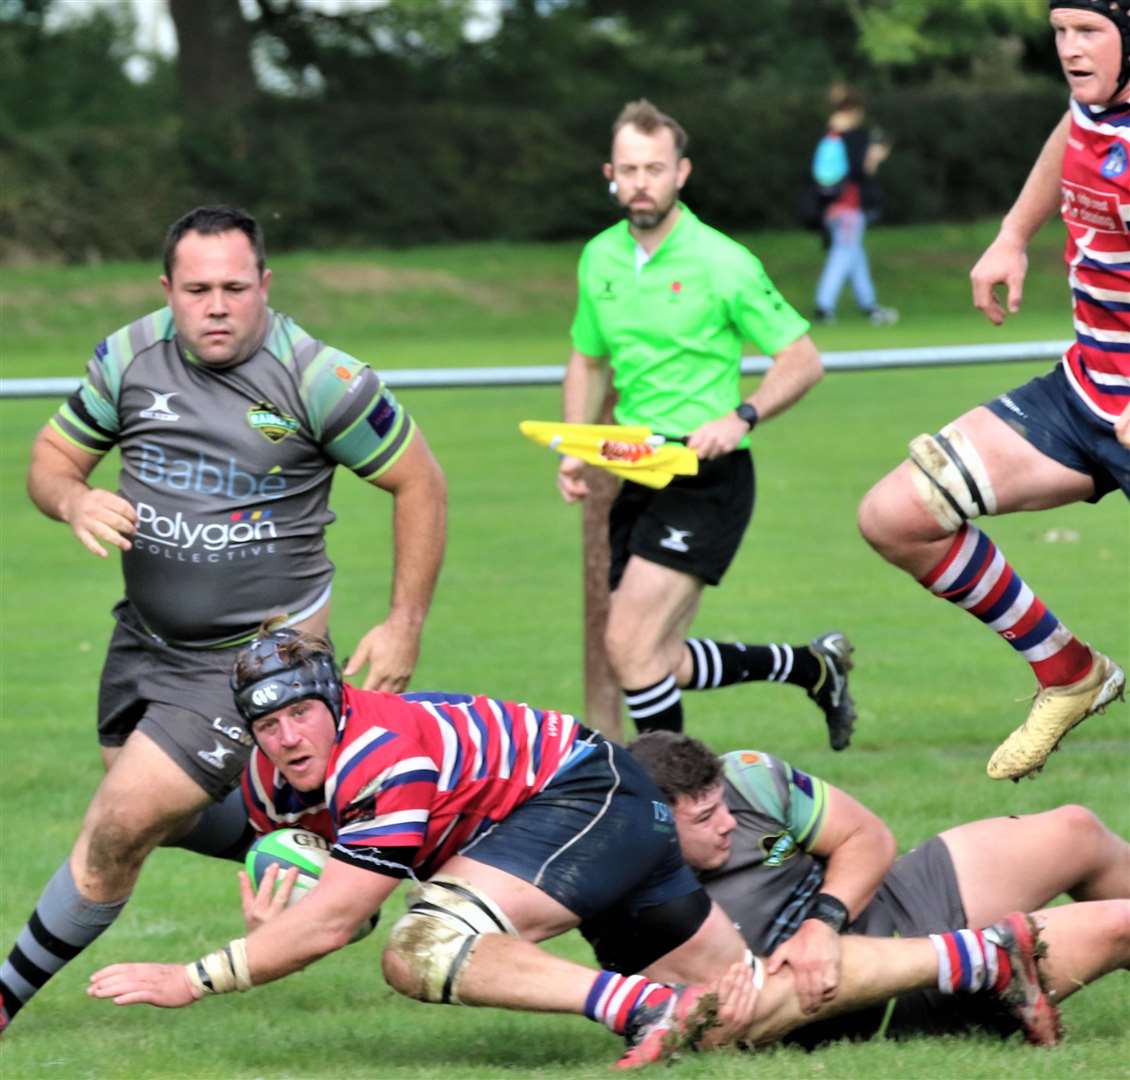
[608, 449, 754, 590]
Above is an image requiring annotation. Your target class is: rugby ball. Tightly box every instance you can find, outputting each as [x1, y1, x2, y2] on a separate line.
[245, 828, 379, 942]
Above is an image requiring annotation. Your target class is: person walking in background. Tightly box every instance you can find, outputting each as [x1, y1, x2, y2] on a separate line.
[812, 86, 898, 327]
[556, 100, 857, 749]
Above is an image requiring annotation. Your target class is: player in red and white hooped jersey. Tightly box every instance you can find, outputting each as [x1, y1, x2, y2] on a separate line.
[242, 686, 592, 880]
[1062, 94, 1130, 419]
[217, 625, 758, 1065]
[858, 0, 1129, 784]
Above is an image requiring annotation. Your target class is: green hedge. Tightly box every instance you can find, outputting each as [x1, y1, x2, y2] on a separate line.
[0, 80, 1066, 261]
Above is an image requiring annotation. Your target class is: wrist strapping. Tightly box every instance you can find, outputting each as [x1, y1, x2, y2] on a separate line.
[184, 938, 253, 995]
[808, 892, 849, 933]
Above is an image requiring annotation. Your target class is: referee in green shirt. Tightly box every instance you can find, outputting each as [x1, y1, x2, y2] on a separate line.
[560, 100, 856, 747]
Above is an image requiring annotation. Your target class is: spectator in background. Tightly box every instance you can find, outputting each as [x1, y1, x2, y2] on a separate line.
[812, 86, 898, 327]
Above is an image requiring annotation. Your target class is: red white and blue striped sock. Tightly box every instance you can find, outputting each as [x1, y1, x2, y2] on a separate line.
[928, 928, 1012, 995]
[584, 971, 674, 1035]
[920, 524, 1092, 688]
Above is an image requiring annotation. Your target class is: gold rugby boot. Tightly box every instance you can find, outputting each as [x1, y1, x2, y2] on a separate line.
[987, 649, 1125, 781]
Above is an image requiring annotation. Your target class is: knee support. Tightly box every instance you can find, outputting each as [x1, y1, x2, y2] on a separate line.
[385, 874, 518, 1005]
[908, 424, 997, 531]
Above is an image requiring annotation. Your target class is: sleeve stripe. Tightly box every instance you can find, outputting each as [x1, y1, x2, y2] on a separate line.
[47, 417, 111, 457]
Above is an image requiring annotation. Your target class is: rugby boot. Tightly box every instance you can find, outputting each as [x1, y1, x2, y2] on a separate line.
[983, 912, 1062, 1047]
[615, 984, 719, 1069]
[987, 648, 1125, 781]
[807, 631, 856, 751]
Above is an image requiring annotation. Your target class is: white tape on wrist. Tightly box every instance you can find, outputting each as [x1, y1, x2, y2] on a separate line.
[184, 939, 253, 995]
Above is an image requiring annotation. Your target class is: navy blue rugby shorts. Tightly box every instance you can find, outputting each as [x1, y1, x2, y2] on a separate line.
[985, 364, 1129, 500]
[459, 731, 702, 923]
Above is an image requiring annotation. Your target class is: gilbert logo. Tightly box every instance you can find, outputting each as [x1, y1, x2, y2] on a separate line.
[140, 391, 180, 422]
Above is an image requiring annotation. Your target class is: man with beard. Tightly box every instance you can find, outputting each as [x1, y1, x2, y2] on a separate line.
[557, 100, 853, 746]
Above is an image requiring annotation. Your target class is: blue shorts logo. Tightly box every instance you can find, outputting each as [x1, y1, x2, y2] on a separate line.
[1102, 142, 1128, 178]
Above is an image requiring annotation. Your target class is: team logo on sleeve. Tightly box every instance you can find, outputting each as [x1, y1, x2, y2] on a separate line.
[247, 401, 300, 443]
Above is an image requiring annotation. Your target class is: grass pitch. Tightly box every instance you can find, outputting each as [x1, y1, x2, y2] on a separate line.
[1, 221, 1127, 1079]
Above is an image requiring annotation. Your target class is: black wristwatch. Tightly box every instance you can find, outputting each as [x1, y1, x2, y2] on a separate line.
[807, 893, 849, 933]
[735, 402, 759, 431]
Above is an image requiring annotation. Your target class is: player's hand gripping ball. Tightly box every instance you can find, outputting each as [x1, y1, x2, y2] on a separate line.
[245, 828, 379, 943]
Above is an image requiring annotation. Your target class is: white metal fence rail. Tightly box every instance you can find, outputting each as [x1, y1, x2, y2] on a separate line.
[0, 340, 1070, 400]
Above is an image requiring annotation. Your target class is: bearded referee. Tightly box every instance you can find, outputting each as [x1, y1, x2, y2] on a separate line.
[558, 99, 856, 746]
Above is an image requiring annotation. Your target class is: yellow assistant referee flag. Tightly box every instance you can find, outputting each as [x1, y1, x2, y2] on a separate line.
[519, 420, 698, 490]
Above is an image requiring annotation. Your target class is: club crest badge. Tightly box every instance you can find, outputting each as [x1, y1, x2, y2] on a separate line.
[247, 401, 299, 443]
[1102, 142, 1128, 179]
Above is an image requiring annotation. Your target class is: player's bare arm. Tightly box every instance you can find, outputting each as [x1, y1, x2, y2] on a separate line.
[686, 334, 822, 459]
[343, 430, 447, 693]
[766, 786, 896, 1013]
[557, 349, 612, 502]
[27, 425, 136, 558]
[971, 112, 1069, 325]
[89, 858, 397, 1008]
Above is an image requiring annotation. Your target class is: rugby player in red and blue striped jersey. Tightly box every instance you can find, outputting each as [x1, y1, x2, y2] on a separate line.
[859, 0, 1130, 783]
[87, 625, 1063, 1066]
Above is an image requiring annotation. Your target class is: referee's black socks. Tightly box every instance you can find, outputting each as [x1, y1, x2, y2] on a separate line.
[685, 638, 822, 693]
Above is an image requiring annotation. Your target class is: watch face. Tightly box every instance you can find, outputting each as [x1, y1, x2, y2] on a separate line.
[736, 404, 758, 429]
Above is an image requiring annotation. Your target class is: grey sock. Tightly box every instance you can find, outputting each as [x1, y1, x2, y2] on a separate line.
[0, 859, 127, 1023]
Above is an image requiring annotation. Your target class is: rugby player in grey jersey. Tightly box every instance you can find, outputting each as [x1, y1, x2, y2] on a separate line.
[0, 205, 447, 1033]
[627, 731, 1130, 1046]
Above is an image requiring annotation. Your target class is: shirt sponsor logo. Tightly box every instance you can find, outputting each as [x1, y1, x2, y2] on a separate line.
[366, 397, 397, 439]
[139, 390, 181, 423]
[137, 442, 287, 498]
[247, 401, 300, 444]
[1102, 142, 1128, 179]
[791, 768, 814, 799]
[1061, 180, 1125, 234]
[135, 501, 278, 555]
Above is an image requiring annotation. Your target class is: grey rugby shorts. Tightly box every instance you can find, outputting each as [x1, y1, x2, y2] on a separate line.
[785, 836, 1020, 1044]
[97, 600, 254, 800]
